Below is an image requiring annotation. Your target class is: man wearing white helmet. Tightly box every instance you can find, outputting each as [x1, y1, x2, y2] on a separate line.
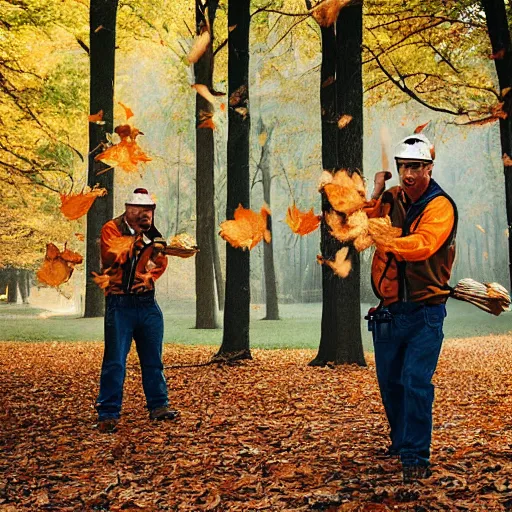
[368, 133, 458, 482]
[94, 188, 179, 433]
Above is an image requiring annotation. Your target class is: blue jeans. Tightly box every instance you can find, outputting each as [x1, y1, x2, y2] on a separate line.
[96, 292, 168, 420]
[371, 302, 445, 466]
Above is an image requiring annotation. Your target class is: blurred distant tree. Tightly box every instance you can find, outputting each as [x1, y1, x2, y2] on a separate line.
[256, 118, 280, 320]
[308, 1, 366, 367]
[84, 0, 118, 318]
[215, 0, 252, 360]
[195, 0, 220, 329]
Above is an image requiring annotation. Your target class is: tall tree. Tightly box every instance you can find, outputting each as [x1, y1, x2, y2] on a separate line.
[481, 0, 512, 288]
[84, 0, 118, 318]
[309, 2, 366, 366]
[215, 0, 252, 360]
[257, 118, 280, 320]
[195, 0, 220, 328]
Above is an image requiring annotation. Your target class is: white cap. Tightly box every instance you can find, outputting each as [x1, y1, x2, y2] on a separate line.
[125, 188, 156, 208]
[394, 133, 434, 162]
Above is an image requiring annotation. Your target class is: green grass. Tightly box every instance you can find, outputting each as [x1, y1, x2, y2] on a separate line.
[0, 300, 511, 349]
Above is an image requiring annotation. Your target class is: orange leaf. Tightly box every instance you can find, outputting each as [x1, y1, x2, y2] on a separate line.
[311, 0, 351, 27]
[75, 233, 85, 242]
[88, 110, 105, 124]
[337, 114, 353, 129]
[106, 236, 135, 265]
[317, 246, 352, 278]
[219, 204, 271, 250]
[60, 248, 83, 265]
[285, 204, 321, 236]
[322, 169, 366, 214]
[490, 48, 506, 60]
[36, 243, 83, 287]
[325, 210, 367, 242]
[95, 140, 151, 172]
[503, 153, 512, 167]
[414, 121, 430, 133]
[118, 101, 134, 120]
[60, 187, 108, 220]
[198, 118, 216, 130]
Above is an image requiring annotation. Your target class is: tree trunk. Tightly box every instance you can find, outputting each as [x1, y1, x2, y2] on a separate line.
[6, 268, 18, 304]
[19, 269, 30, 304]
[310, 5, 366, 367]
[216, 0, 252, 360]
[258, 119, 279, 320]
[481, 0, 512, 289]
[195, 0, 219, 329]
[84, 0, 118, 318]
[213, 226, 225, 311]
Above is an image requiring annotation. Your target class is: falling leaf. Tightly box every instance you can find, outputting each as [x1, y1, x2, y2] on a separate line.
[490, 48, 506, 60]
[311, 0, 351, 27]
[95, 125, 151, 173]
[337, 114, 353, 129]
[322, 169, 366, 215]
[502, 87, 511, 97]
[88, 110, 105, 125]
[105, 236, 135, 265]
[60, 186, 108, 220]
[198, 118, 216, 130]
[414, 121, 430, 133]
[219, 204, 271, 250]
[228, 24, 237, 32]
[229, 85, 248, 107]
[322, 76, 335, 88]
[317, 246, 352, 277]
[285, 204, 321, 236]
[94, 24, 104, 33]
[74, 233, 85, 242]
[325, 210, 368, 242]
[235, 107, 248, 118]
[476, 224, 486, 234]
[490, 101, 508, 120]
[118, 102, 134, 120]
[503, 153, 512, 167]
[187, 29, 211, 64]
[37, 243, 82, 287]
[192, 84, 225, 112]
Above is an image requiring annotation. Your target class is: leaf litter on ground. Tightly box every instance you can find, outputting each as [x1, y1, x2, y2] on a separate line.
[1, 335, 512, 510]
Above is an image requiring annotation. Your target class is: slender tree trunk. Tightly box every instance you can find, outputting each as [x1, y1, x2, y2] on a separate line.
[258, 119, 279, 320]
[216, 0, 252, 359]
[213, 226, 225, 310]
[6, 268, 18, 304]
[481, 0, 512, 289]
[84, 0, 118, 318]
[195, 0, 219, 329]
[310, 5, 366, 366]
[19, 269, 30, 304]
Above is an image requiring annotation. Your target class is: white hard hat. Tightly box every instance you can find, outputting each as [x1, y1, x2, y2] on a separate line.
[394, 133, 435, 162]
[125, 188, 156, 208]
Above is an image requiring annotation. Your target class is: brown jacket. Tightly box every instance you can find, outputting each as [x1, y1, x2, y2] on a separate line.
[100, 214, 167, 295]
[371, 180, 457, 306]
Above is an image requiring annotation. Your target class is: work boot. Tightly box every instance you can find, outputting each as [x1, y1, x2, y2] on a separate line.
[402, 464, 432, 483]
[149, 406, 180, 421]
[97, 418, 119, 434]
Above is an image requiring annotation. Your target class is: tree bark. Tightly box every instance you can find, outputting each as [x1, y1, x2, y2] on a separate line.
[216, 0, 252, 360]
[84, 0, 118, 318]
[213, 226, 225, 310]
[6, 268, 18, 304]
[258, 119, 280, 320]
[310, 5, 366, 367]
[481, 0, 512, 289]
[195, 0, 219, 329]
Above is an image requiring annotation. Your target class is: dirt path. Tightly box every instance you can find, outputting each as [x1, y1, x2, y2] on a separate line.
[1, 337, 512, 511]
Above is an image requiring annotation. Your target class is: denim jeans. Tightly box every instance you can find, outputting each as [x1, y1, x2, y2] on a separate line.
[96, 292, 168, 420]
[372, 301, 445, 466]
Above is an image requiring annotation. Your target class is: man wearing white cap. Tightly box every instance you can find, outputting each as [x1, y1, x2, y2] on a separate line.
[95, 188, 179, 433]
[368, 134, 458, 482]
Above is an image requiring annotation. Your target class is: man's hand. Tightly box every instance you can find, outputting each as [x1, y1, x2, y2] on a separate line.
[372, 171, 392, 200]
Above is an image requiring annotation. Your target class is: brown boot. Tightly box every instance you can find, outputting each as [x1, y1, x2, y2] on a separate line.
[97, 418, 119, 433]
[149, 406, 180, 421]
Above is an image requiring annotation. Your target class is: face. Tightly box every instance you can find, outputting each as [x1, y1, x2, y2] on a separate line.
[396, 159, 432, 202]
[125, 205, 154, 232]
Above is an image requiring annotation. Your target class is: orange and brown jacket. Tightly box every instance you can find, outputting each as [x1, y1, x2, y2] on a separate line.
[100, 214, 168, 295]
[371, 179, 457, 306]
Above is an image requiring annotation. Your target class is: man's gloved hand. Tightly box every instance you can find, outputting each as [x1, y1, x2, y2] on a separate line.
[372, 171, 392, 200]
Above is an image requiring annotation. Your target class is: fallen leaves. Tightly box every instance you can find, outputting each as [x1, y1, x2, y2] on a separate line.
[60, 186, 107, 220]
[220, 204, 271, 250]
[1, 337, 512, 510]
[36, 243, 83, 287]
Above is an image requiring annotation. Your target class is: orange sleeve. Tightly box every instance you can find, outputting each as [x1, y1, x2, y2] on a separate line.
[150, 253, 168, 281]
[100, 221, 123, 269]
[379, 196, 455, 262]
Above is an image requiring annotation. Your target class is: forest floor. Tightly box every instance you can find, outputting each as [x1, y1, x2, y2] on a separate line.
[1, 337, 512, 511]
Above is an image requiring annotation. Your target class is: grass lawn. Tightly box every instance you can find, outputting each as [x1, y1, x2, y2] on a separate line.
[1, 299, 511, 350]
